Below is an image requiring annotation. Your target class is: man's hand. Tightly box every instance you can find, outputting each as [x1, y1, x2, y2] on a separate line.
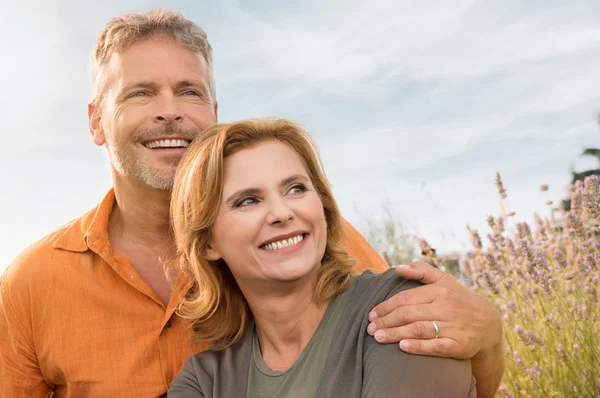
[366, 261, 504, 397]
[367, 261, 501, 358]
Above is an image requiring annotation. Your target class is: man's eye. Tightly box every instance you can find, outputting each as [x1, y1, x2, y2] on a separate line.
[132, 91, 148, 97]
[183, 90, 200, 96]
[288, 184, 307, 195]
[235, 197, 258, 207]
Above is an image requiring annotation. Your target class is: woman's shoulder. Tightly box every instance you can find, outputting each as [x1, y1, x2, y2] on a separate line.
[169, 327, 254, 397]
[352, 267, 422, 301]
[333, 267, 423, 330]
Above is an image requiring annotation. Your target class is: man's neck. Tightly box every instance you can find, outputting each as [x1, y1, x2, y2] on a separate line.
[244, 273, 328, 371]
[108, 176, 173, 252]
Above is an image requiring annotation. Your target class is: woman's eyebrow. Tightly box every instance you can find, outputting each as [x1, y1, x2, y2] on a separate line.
[224, 175, 309, 205]
[225, 188, 262, 206]
[280, 174, 309, 186]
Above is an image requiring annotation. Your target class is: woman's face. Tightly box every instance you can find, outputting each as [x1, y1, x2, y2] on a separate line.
[206, 140, 328, 288]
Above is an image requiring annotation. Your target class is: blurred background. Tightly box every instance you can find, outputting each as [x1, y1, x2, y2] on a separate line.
[2, 0, 600, 271]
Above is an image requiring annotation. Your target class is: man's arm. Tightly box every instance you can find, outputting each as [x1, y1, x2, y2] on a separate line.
[341, 219, 389, 273]
[0, 274, 52, 397]
[367, 261, 504, 397]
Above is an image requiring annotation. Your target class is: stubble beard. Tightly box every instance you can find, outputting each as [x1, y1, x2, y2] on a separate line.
[106, 125, 199, 191]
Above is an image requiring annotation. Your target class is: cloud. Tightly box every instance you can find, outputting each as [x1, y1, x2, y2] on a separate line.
[2, 0, 600, 270]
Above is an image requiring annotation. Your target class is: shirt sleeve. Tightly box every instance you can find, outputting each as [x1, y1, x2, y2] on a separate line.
[341, 218, 389, 273]
[168, 356, 206, 398]
[0, 274, 52, 397]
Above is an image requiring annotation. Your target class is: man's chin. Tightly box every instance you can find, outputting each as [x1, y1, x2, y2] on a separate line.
[136, 170, 176, 191]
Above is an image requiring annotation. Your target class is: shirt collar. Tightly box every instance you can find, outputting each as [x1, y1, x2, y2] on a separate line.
[52, 189, 115, 253]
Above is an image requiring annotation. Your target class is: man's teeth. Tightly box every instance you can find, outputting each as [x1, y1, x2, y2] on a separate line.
[261, 234, 304, 251]
[144, 139, 190, 149]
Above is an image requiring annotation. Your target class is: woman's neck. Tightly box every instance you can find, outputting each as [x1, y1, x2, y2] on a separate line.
[242, 275, 329, 371]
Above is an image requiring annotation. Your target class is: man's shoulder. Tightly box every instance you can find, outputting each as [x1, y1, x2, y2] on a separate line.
[2, 207, 97, 284]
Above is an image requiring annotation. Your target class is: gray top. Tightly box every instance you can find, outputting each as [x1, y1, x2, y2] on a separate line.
[168, 268, 477, 397]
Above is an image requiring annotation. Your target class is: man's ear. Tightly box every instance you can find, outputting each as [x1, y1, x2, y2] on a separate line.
[88, 103, 105, 146]
[205, 242, 222, 261]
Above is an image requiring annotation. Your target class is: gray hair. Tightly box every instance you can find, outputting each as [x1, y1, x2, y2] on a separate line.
[90, 9, 216, 108]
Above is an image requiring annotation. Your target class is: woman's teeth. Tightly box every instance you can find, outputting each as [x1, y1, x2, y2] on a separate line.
[261, 234, 304, 250]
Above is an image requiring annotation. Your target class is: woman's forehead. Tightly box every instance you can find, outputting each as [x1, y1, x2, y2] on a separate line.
[222, 142, 309, 189]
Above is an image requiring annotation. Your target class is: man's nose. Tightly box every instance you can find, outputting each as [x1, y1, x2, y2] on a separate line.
[154, 94, 183, 123]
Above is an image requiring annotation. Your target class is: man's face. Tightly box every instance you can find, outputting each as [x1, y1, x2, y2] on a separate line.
[89, 37, 218, 190]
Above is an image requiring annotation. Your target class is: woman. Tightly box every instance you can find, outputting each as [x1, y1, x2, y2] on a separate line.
[168, 118, 476, 397]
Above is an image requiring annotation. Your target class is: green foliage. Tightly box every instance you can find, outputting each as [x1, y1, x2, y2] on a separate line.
[362, 203, 418, 266]
[364, 174, 600, 395]
[464, 174, 600, 397]
[562, 114, 600, 209]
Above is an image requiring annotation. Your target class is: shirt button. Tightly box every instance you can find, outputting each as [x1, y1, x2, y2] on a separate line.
[165, 320, 172, 329]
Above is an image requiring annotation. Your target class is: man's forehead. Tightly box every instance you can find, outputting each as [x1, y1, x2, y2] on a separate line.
[106, 37, 209, 83]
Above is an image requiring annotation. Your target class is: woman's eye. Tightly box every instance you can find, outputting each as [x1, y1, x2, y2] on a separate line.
[288, 184, 307, 195]
[236, 197, 257, 207]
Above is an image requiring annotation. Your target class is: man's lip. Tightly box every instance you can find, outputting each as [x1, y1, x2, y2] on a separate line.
[258, 231, 308, 247]
[141, 136, 193, 144]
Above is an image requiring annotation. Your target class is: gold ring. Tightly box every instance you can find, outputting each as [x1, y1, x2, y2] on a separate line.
[431, 321, 439, 339]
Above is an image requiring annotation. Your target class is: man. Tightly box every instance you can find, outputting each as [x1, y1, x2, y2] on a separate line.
[0, 9, 504, 398]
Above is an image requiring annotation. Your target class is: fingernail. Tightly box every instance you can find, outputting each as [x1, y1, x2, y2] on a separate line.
[367, 322, 377, 335]
[397, 264, 411, 269]
[400, 340, 411, 351]
[368, 311, 378, 321]
[374, 330, 385, 342]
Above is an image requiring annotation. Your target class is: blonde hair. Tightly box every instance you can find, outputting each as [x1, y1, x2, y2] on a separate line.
[170, 118, 355, 349]
[90, 9, 216, 108]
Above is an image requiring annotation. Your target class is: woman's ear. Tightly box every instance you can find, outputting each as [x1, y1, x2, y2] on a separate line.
[205, 242, 222, 261]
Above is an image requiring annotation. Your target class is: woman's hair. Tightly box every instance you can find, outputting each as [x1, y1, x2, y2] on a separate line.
[170, 117, 355, 349]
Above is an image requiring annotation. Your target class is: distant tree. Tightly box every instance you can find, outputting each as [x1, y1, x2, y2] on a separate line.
[562, 114, 600, 210]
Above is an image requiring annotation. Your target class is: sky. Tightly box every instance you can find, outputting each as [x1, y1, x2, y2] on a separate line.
[1, 0, 600, 272]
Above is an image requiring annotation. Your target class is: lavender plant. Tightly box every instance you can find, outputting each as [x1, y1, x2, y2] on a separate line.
[462, 173, 600, 396]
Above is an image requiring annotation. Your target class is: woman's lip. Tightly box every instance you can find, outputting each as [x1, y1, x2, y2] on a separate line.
[258, 231, 308, 247]
[259, 234, 308, 253]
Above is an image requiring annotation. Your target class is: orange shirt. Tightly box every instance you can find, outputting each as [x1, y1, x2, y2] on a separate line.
[0, 189, 388, 398]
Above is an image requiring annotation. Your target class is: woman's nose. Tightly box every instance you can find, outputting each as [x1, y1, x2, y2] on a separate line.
[266, 198, 294, 225]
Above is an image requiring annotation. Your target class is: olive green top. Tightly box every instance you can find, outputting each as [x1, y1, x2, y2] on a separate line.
[169, 268, 477, 398]
[247, 279, 355, 398]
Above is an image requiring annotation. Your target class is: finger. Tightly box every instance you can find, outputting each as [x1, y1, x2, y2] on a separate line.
[399, 338, 463, 359]
[394, 261, 449, 285]
[370, 303, 443, 332]
[368, 284, 441, 321]
[370, 320, 447, 343]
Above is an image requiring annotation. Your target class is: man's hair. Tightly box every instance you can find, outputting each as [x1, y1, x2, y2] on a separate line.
[90, 9, 216, 108]
[170, 118, 356, 349]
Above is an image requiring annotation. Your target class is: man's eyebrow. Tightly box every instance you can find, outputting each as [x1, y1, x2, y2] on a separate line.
[175, 79, 208, 90]
[224, 175, 309, 205]
[119, 81, 159, 93]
